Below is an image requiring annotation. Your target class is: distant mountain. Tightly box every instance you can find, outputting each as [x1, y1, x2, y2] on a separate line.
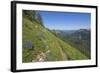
[51, 30, 76, 36]
[72, 29, 90, 40]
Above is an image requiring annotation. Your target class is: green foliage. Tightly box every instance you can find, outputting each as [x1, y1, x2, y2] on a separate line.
[23, 10, 44, 27]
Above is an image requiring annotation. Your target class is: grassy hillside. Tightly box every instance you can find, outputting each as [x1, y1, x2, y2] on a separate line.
[22, 11, 88, 63]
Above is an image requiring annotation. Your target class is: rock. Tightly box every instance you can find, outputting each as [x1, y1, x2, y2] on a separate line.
[41, 44, 48, 49]
[37, 32, 45, 40]
[38, 57, 44, 62]
[46, 50, 51, 54]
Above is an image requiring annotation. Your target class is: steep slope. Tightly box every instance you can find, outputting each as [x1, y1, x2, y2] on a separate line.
[22, 12, 88, 63]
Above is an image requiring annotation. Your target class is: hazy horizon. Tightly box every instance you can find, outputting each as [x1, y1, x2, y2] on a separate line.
[47, 28, 90, 31]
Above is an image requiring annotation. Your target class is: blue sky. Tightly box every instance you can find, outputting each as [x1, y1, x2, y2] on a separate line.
[39, 11, 91, 30]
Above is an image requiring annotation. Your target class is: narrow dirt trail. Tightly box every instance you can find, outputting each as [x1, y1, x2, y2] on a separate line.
[57, 40, 68, 60]
[59, 47, 68, 60]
